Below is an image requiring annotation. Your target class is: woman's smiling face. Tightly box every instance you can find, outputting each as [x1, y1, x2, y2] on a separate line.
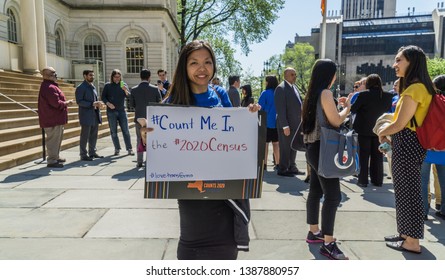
[393, 51, 409, 78]
[187, 48, 214, 93]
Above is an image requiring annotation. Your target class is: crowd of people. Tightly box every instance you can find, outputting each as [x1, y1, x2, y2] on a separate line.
[36, 41, 444, 260]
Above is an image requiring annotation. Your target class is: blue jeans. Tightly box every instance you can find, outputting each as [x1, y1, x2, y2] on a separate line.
[107, 109, 132, 151]
[421, 162, 445, 214]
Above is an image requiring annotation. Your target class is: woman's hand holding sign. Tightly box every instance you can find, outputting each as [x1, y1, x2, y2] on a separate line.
[248, 103, 261, 113]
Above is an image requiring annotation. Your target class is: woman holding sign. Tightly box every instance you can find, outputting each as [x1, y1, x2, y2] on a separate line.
[163, 40, 260, 260]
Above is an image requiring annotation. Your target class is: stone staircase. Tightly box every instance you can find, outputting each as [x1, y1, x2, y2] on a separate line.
[0, 71, 134, 171]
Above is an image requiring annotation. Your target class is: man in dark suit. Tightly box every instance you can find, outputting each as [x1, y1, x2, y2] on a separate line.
[75, 69, 103, 161]
[130, 69, 162, 167]
[227, 75, 241, 107]
[274, 67, 305, 177]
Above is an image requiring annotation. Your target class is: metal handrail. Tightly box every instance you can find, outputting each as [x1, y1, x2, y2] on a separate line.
[0, 92, 38, 114]
[0, 92, 46, 163]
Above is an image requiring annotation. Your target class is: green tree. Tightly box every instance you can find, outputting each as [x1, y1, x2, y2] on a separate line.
[263, 55, 283, 80]
[241, 67, 262, 101]
[198, 26, 241, 79]
[178, 0, 284, 74]
[427, 56, 445, 79]
[282, 43, 315, 95]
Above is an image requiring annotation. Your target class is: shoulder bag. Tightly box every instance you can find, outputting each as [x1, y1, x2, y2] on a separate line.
[318, 125, 360, 178]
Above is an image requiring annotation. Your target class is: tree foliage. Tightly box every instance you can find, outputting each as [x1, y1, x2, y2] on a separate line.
[177, 0, 284, 75]
[282, 43, 315, 95]
[427, 56, 445, 79]
[241, 67, 261, 101]
[197, 26, 241, 79]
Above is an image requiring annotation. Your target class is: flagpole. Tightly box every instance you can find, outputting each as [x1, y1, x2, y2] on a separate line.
[321, 0, 327, 59]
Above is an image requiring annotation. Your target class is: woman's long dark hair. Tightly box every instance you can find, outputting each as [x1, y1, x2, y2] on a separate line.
[241, 84, 252, 103]
[265, 75, 278, 90]
[433, 74, 445, 94]
[166, 40, 217, 105]
[302, 59, 337, 134]
[397, 45, 435, 96]
[366, 74, 383, 98]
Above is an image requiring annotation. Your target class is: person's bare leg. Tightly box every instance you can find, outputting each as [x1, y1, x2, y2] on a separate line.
[272, 141, 279, 167]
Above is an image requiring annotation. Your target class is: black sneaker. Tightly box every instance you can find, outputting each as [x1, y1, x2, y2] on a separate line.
[320, 242, 349, 260]
[306, 231, 324, 243]
[435, 211, 445, 220]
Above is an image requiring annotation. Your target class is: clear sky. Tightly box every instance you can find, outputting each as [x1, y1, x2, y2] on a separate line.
[234, 0, 440, 77]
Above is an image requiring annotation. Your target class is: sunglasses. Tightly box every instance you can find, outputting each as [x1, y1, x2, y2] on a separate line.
[353, 85, 359, 89]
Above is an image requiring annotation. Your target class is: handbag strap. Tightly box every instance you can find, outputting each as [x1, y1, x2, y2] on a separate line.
[336, 129, 355, 166]
[317, 91, 342, 130]
[316, 94, 330, 128]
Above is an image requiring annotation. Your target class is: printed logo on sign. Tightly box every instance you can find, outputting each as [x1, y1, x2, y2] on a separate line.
[186, 181, 226, 193]
[187, 181, 205, 193]
[334, 151, 353, 169]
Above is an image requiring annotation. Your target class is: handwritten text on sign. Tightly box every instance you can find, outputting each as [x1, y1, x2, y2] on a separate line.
[146, 106, 258, 181]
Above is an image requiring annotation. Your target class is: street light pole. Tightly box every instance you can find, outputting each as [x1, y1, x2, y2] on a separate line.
[260, 71, 264, 92]
[277, 62, 282, 82]
[264, 61, 270, 74]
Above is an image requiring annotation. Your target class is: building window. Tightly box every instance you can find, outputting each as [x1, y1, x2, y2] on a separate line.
[7, 8, 18, 43]
[55, 30, 62, 56]
[126, 35, 144, 73]
[84, 34, 102, 61]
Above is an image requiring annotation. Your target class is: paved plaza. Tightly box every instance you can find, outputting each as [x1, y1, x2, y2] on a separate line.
[0, 129, 444, 260]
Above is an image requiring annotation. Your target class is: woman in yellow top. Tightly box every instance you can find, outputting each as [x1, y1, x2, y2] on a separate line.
[378, 45, 434, 254]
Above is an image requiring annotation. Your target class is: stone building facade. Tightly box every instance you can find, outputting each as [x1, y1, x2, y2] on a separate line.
[0, 0, 180, 88]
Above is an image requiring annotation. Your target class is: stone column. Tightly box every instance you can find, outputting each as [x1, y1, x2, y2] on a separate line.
[0, 13, 8, 72]
[35, 0, 47, 71]
[21, 0, 40, 74]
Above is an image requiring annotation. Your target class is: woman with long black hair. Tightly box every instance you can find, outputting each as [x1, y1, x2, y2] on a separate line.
[378, 45, 434, 254]
[301, 59, 353, 260]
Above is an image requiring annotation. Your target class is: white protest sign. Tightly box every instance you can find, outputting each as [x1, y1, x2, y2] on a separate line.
[145, 106, 258, 181]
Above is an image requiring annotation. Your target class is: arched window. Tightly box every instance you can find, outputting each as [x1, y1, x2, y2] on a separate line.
[84, 34, 102, 61]
[126, 35, 144, 73]
[7, 8, 18, 43]
[55, 30, 62, 56]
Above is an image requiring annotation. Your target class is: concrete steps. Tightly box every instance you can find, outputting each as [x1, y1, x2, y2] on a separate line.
[0, 128, 113, 171]
[0, 112, 79, 129]
[0, 108, 80, 119]
[0, 71, 134, 171]
[0, 120, 113, 157]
